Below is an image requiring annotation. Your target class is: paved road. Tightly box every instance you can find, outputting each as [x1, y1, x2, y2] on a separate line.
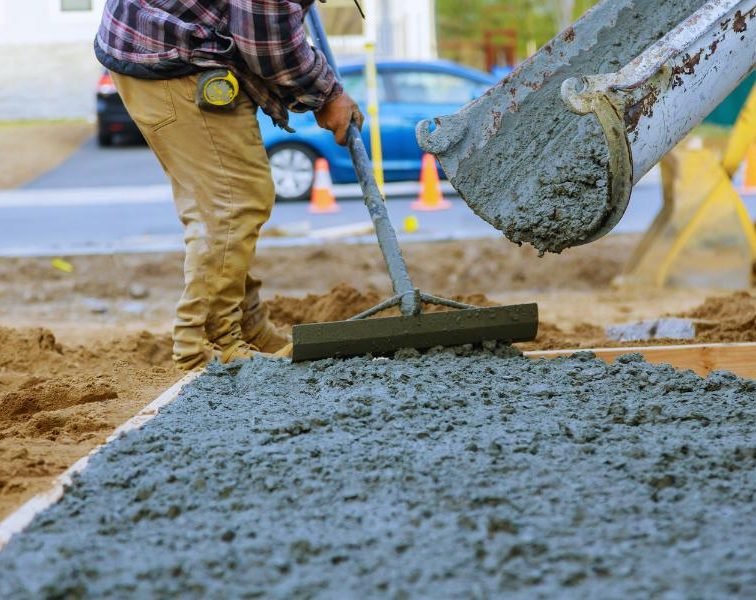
[27, 138, 167, 189]
[0, 186, 505, 256]
[5, 135, 746, 257]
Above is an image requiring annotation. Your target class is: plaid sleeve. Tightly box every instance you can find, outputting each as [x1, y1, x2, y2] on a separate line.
[229, 0, 342, 112]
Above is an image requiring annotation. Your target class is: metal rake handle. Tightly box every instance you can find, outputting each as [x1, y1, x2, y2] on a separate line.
[305, 7, 421, 317]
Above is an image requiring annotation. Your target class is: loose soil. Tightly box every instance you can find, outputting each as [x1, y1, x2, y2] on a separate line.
[0, 235, 753, 520]
[266, 283, 495, 325]
[0, 121, 93, 189]
[0, 234, 719, 334]
[683, 291, 756, 343]
[0, 327, 179, 519]
[1, 352, 754, 597]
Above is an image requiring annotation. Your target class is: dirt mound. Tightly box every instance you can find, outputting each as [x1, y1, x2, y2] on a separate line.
[22, 410, 112, 440]
[1, 375, 118, 423]
[90, 331, 174, 368]
[683, 291, 756, 342]
[266, 284, 497, 326]
[525, 292, 756, 351]
[527, 321, 606, 350]
[0, 326, 62, 373]
[267, 284, 382, 325]
[0, 326, 179, 519]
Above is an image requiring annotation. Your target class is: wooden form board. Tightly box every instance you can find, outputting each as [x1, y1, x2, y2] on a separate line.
[526, 342, 756, 380]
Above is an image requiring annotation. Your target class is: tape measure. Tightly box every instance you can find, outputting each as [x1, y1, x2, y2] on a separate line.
[196, 69, 240, 110]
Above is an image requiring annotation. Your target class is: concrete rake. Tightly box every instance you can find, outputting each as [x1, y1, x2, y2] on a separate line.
[291, 9, 538, 362]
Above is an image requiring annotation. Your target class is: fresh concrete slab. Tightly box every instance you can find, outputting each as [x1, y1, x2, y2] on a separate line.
[0, 349, 754, 598]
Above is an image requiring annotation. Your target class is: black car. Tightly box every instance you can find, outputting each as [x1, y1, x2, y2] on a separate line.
[96, 71, 143, 146]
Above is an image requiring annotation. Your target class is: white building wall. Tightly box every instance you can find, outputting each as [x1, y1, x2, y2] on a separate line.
[0, 0, 106, 119]
[0, 0, 106, 45]
[340, 0, 437, 59]
[385, 0, 437, 59]
[0, 0, 437, 120]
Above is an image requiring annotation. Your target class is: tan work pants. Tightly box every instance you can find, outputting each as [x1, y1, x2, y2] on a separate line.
[111, 72, 275, 368]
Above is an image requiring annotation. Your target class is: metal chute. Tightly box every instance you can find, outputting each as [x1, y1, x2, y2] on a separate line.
[417, 0, 755, 254]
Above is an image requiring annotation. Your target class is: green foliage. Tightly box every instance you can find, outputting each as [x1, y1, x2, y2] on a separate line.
[437, 0, 600, 67]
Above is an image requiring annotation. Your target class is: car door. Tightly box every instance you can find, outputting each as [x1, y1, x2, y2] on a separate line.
[380, 68, 491, 180]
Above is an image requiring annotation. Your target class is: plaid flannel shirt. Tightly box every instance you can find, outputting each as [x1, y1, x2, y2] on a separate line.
[95, 0, 342, 128]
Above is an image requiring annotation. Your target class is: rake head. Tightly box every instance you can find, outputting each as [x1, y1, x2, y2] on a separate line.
[291, 302, 538, 362]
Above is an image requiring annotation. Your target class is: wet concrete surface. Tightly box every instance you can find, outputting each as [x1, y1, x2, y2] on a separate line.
[1, 350, 755, 598]
[425, 0, 708, 254]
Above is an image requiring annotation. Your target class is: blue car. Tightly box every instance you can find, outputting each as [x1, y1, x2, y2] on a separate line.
[261, 59, 495, 201]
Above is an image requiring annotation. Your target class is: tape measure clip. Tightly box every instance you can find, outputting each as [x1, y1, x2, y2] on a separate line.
[196, 69, 240, 110]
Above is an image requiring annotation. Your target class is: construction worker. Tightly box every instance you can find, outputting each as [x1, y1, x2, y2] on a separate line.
[94, 0, 364, 370]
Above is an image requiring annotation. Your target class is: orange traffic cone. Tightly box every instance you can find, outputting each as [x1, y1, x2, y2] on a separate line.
[743, 144, 756, 193]
[412, 154, 451, 211]
[309, 158, 340, 214]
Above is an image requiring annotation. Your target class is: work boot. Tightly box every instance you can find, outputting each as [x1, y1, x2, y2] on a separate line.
[241, 308, 292, 354]
[218, 340, 262, 364]
[246, 320, 292, 354]
[174, 341, 215, 372]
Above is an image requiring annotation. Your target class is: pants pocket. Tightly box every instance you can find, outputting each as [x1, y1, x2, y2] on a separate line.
[117, 77, 177, 132]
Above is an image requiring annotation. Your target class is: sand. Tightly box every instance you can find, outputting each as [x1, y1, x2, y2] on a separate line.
[683, 291, 756, 343]
[0, 327, 179, 519]
[1, 351, 754, 597]
[265, 285, 756, 351]
[266, 283, 496, 325]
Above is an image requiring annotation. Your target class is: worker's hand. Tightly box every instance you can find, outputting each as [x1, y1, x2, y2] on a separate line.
[315, 92, 364, 146]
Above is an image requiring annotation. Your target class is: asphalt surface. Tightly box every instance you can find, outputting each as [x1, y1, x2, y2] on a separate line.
[3, 137, 502, 256]
[26, 138, 168, 190]
[0, 184, 500, 256]
[5, 135, 754, 257]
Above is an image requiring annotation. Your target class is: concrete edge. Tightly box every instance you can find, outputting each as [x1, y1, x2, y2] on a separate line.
[0, 370, 200, 552]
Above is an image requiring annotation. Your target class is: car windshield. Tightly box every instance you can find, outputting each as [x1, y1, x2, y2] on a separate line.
[388, 71, 486, 104]
[341, 71, 388, 103]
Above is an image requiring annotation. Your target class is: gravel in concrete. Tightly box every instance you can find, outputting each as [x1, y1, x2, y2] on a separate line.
[1, 349, 755, 598]
[606, 318, 696, 342]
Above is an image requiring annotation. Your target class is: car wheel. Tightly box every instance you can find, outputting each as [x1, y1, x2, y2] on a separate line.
[268, 143, 317, 202]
